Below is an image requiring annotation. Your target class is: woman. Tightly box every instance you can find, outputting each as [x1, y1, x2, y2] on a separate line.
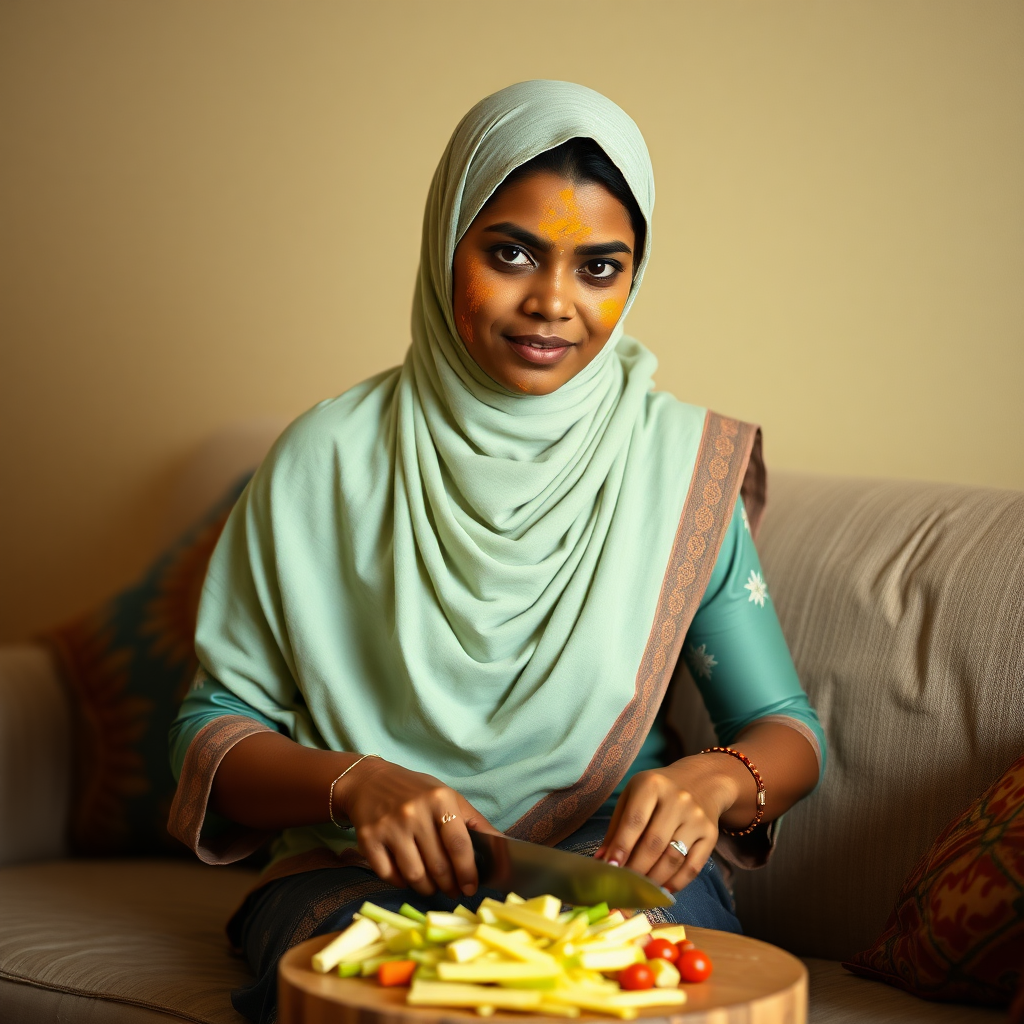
[168, 80, 825, 1022]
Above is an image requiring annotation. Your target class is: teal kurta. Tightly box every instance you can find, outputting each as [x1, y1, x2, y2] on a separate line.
[171, 496, 825, 860]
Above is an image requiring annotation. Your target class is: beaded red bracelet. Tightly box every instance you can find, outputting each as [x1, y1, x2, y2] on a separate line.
[699, 746, 767, 836]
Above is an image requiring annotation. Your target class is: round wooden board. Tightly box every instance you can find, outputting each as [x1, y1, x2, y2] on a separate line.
[279, 926, 807, 1024]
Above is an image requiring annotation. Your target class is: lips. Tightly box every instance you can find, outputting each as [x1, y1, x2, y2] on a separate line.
[504, 334, 576, 366]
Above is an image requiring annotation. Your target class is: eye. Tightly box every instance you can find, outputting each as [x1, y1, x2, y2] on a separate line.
[583, 260, 620, 280]
[493, 245, 535, 268]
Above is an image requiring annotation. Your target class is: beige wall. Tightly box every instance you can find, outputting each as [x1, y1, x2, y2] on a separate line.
[2, 0, 1022, 643]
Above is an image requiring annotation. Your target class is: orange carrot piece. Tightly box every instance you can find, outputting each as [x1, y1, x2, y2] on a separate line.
[378, 960, 417, 987]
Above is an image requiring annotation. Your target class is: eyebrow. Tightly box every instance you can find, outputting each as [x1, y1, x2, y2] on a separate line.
[483, 222, 632, 257]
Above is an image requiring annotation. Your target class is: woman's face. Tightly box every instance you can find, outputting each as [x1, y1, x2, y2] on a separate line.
[452, 171, 637, 395]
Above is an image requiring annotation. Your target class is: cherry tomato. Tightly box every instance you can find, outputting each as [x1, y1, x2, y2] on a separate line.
[677, 939, 695, 952]
[678, 948, 713, 983]
[644, 938, 680, 963]
[618, 963, 655, 991]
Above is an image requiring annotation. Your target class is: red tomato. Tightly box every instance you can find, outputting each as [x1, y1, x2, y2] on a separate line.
[618, 963, 655, 991]
[678, 948, 713, 983]
[644, 938, 679, 963]
[677, 939, 695, 952]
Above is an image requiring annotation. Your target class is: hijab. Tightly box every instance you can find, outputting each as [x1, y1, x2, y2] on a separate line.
[195, 80, 708, 834]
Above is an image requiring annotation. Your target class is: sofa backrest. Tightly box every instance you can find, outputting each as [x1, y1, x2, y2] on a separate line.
[671, 471, 1024, 961]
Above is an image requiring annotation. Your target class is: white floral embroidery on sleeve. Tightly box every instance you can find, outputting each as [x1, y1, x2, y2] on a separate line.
[741, 505, 750, 533]
[744, 570, 769, 607]
[685, 643, 718, 680]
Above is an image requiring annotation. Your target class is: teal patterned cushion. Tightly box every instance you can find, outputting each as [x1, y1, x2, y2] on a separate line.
[45, 475, 251, 855]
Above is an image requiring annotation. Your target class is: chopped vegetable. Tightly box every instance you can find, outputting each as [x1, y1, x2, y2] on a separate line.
[378, 960, 417, 987]
[408, 979, 543, 1010]
[678, 948, 713, 983]
[358, 902, 421, 932]
[521, 894, 562, 920]
[647, 958, 681, 988]
[311, 917, 382, 973]
[311, 894, 691, 1016]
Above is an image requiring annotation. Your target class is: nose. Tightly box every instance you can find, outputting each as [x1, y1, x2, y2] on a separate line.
[521, 266, 574, 322]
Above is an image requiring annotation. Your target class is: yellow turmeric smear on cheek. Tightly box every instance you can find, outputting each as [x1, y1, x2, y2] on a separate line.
[598, 297, 624, 328]
[537, 188, 593, 246]
[457, 257, 494, 345]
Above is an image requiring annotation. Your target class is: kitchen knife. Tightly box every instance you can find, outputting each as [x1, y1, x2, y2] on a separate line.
[470, 831, 674, 910]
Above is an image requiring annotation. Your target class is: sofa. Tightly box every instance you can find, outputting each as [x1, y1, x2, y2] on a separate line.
[1, 418, 1021, 1023]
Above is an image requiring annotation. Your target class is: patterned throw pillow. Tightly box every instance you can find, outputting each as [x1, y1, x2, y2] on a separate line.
[844, 753, 1024, 1007]
[44, 475, 251, 855]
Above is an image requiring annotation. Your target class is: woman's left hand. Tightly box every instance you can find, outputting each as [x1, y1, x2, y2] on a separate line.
[595, 757, 739, 893]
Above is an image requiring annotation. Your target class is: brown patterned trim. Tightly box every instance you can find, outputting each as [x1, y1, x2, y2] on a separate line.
[508, 412, 762, 846]
[167, 713, 274, 864]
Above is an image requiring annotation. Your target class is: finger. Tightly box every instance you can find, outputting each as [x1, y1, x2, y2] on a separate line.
[388, 834, 437, 897]
[359, 835, 403, 889]
[440, 807, 481, 896]
[413, 819, 459, 898]
[457, 796, 503, 837]
[646, 831, 701, 888]
[664, 836, 715, 893]
[599, 785, 659, 868]
[623, 798, 686, 877]
[596, 790, 629, 860]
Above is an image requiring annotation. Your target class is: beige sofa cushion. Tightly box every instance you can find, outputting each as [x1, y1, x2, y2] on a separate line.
[0, 860, 257, 1023]
[673, 471, 1024, 961]
[803, 959, 1005, 1023]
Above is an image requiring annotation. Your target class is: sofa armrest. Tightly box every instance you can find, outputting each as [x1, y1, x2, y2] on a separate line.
[0, 644, 72, 865]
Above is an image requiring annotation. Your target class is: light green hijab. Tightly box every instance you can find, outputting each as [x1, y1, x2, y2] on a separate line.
[195, 80, 707, 836]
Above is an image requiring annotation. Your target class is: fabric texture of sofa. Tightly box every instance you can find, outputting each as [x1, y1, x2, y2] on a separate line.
[1, 418, 1021, 1023]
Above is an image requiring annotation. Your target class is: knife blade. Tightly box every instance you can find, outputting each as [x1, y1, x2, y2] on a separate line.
[470, 831, 674, 910]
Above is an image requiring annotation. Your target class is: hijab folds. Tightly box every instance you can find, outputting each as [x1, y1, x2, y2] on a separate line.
[195, 81, 739, 846]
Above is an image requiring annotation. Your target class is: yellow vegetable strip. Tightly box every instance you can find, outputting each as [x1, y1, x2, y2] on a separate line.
[437, 961, 561, 984]
[408, 980, 542, 1010]
[575, 947, 645, 971]
[474, 924, 558, 965]
[521, 894, 561, 920]
[481, 900, 567, 940]
[590, 914, 651, 947]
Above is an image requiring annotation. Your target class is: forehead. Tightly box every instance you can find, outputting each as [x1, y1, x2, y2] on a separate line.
[474, 171, 634, 238]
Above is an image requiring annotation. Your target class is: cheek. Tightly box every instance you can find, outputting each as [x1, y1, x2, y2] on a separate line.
[454, 257, 494, 344]
[597, 297, 625, 330]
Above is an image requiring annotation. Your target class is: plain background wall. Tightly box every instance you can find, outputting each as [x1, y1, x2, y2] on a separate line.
[2, 0, 1022, 643]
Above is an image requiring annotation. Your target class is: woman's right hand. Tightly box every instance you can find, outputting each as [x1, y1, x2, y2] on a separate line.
[335, 757, 503, 898]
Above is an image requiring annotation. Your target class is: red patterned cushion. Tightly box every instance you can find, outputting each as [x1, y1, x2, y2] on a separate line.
[43, 476, 249, 855]
[844, 753, 1024, 1007]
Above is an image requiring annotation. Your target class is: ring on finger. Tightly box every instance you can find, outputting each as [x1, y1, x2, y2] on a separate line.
[670, 839, 689, 858]
[440, 812, 458, 826]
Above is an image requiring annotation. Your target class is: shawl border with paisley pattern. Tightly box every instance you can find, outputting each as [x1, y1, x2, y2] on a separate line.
[507, 412, 764, 845]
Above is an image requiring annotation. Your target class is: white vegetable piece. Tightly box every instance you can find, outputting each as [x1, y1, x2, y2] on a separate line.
[310, 917, 381, 973]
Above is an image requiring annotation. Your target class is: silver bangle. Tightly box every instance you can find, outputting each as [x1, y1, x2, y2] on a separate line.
[328, 753, 381, 828]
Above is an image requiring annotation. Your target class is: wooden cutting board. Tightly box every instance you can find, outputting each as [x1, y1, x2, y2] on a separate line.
[278, 926, 807, 1024]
